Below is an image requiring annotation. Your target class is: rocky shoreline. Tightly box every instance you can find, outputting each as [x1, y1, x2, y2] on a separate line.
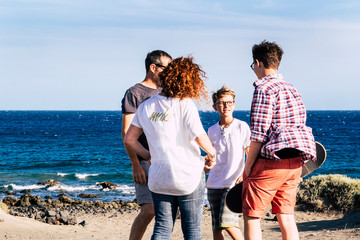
[2, 192, 140, 226]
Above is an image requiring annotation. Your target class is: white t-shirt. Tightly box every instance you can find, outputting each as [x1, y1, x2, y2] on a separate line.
[206, 118, 251, 189]
[131, 95, 206, 196]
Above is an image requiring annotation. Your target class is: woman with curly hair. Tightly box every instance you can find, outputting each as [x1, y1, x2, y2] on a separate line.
[124, 56, 216, 239]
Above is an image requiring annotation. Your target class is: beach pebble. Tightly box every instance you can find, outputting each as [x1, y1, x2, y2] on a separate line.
[79, 220, 86, 227]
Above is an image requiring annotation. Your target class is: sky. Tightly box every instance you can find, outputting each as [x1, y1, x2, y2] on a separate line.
[1, 0, 360, 110]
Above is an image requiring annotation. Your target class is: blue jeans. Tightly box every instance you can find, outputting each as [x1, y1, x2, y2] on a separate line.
[150, 173, 205, 240]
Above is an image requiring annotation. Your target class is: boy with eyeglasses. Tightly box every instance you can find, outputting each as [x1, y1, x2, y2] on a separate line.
[206, 85, 250, 240]
[243, 40, 316, 240]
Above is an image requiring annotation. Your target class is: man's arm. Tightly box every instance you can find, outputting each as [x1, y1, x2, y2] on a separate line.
[122, 113, 148, 185]
[243, 141, 262, 178]
[121, 113, 135, 140]
[124, 124, 150, 185]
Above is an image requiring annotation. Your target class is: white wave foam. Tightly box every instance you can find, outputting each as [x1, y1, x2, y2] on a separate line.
[114, 184, 135, 194]
[75, 173, 99, 180]
[48, 184, 102, 192]
[57, 173, 69, 177]
[6, 184, 45, 190]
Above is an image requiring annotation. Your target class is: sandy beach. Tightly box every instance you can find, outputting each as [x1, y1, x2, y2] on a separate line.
[1, 205, 359, 240]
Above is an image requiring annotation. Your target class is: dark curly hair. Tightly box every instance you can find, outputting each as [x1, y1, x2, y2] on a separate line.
[252, 40, 284, 69]
[159, 56, 209, 104]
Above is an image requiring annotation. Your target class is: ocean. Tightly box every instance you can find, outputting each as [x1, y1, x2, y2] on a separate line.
[0, 110, 359, 203]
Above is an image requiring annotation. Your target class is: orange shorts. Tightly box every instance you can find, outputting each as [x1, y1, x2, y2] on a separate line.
[242, 157, 302, 217]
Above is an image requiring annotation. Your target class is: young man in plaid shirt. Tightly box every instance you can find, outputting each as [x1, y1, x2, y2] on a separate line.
[242, 40, 316, 240]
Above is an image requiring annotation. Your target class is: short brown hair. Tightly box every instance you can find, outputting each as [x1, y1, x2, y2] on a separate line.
[159, 56, 209, 103]
[145, 50, 172, 73]
[252, 40, 284, 69]
[212, 85, 235, 104]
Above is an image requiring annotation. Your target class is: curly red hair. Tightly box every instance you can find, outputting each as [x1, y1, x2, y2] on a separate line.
[159, 56, 209, 104]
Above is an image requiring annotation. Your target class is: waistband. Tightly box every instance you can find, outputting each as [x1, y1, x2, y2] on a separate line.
[256, 156, 303, 169]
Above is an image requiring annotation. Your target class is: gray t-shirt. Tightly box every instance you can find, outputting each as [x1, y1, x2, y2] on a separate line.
[121, 83, 161, 160]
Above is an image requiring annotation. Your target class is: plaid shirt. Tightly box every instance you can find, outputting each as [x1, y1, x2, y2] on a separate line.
[250, 73, 316, 162]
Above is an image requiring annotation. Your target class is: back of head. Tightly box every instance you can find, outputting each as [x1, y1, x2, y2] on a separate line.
[145, 50, 172, 73]
[252, 40, 284, 70]
[159, 56, 209, 103]
[212, 85, 235, 104]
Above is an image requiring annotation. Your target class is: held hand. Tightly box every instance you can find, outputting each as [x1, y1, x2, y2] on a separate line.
[132, 164, 147, 185]
[204, 159, 216, 170]
[204, 153, 216, 170]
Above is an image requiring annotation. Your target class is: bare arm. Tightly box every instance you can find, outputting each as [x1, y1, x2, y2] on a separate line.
[123, 113, 150, 158]
[124, 124, 151, 185]
[243, 141, 262, 179]
[121, 113, 135, 140]
[122, 113, 148, 185]
[124, 124, 151, 161]
[235, 146, 250, 184]
[195, 134, 216, 170]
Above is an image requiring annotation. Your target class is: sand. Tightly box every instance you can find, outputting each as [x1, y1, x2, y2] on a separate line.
[1, 206, 359, 239]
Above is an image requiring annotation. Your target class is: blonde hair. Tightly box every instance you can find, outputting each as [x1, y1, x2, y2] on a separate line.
[212, 85, 235, 104]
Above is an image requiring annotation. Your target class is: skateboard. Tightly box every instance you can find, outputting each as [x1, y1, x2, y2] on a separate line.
[225, 141, 326, 213]
[301, 141, 326, 178]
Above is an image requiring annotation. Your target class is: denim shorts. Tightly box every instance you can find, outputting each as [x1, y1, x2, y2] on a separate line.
[134, 160, 153, 205]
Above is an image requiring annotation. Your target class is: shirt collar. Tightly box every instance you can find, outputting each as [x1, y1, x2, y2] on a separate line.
[253, 73, 283, 87]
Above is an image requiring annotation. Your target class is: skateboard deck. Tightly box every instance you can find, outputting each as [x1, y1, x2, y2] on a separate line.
[301, 141, 327, 178]
[225, 142, 326, 213]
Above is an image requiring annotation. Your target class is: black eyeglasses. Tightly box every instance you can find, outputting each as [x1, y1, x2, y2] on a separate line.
[154, 63, 166, 69]
[215, 101, 234, 107]
[250, 61, 255, 70]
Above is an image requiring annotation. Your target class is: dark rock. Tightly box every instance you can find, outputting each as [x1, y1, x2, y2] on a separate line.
[46, 216, 56, 224]
[16, 194, 31, 207]
[79, 220, 86, 227]
[30, 195, 42, 205]
[79, 193, 100, 199]
[20, 189, 31, 194]
[37, 179, 60, 187]
[58, 194, 72, 204]
[1, 190, 16, 195]
[96, 181, 118, 190]
[3, 196, 17, 206]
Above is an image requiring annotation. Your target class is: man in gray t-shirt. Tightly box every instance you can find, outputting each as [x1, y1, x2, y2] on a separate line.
[122, 83, 160, 161]
[121, 50, 171, 240]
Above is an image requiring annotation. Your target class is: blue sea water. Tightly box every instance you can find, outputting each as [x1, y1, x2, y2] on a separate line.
[0, 110, 359, 203]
